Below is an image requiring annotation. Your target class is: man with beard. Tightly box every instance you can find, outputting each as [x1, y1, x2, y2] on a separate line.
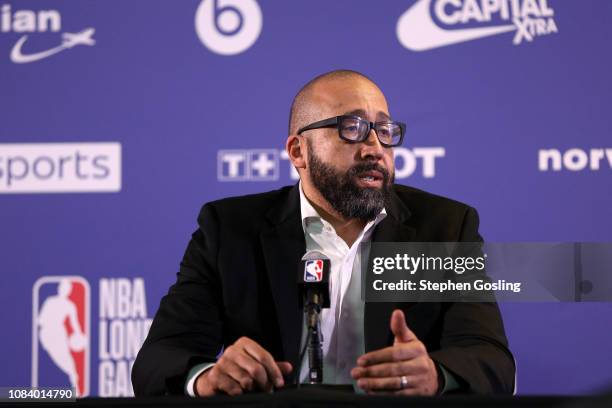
[132, 70, 515, 397]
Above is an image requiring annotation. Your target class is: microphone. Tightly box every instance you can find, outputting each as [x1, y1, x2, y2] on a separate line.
[298, 250, 331, 308]
[298, 250, 331, 384]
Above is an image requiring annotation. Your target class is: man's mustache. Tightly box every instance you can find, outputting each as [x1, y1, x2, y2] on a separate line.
[347, 162, 391, 185]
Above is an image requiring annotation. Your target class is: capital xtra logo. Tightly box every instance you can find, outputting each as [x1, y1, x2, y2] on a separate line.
[1, 3, 95, 64]
[397, 0, 558, 51]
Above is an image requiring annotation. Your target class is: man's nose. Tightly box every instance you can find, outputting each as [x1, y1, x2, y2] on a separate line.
[359, 128, 385, 160]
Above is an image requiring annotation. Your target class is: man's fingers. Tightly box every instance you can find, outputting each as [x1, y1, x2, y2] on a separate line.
[357, 342, 427, 367]
[390, 309, 417, 344]
[215, 372, 244, 396]
[222, 360, 256, 392]
[230, 352, 269, 391]
[352, 359, 429, 379]
[276, 361, 293, 376]
[212, 337, 290, 395]
[357, 375, 417, 392]
[352, 363, 399, 379]
[240, 338, 285, 387]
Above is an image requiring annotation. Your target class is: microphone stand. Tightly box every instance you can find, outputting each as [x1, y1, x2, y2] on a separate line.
[283, 251, 353, 393]
[286, 291, 353, 393]
[306, 294, 323, 384]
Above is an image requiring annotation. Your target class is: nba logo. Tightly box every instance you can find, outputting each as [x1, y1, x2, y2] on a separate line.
[304, 260, 323, 282]
[32, 276, 90, 397]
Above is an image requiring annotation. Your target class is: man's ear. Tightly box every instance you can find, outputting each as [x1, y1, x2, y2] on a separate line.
[286, 134, 307, 169]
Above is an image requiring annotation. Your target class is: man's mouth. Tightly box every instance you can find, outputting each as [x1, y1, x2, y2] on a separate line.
[356, 170, 384, 187]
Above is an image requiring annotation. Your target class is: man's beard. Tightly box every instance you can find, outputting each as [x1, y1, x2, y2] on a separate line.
[307, 142, 393, 222]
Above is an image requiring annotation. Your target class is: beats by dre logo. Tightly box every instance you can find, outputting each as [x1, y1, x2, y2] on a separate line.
[194, 0, 263, 55]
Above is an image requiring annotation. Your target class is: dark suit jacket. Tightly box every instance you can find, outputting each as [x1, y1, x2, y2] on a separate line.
[132, 184, 515, 395]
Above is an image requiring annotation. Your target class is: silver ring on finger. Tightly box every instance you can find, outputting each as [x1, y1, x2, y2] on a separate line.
[399, 375, 408, 390]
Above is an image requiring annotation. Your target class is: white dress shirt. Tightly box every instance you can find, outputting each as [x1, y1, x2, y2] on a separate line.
[298, 183, 386, 385]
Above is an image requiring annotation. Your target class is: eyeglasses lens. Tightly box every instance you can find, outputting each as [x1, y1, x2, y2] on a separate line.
[339, 117, 368, 141]
[375, 123, 402, 146]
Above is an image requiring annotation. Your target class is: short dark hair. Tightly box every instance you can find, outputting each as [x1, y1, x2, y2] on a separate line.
[288, 69, 377, 135]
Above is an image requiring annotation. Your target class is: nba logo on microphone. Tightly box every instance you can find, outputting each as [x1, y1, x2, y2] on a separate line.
[32, 276, 90, 397]
[304, 260, 324, 282]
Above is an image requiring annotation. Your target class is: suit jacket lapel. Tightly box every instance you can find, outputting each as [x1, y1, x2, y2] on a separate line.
[365, 188, 417, 352]
[259, 185, 305, 375]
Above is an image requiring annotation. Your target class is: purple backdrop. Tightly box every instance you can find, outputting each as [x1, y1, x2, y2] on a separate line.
[1, 0, 611, 396]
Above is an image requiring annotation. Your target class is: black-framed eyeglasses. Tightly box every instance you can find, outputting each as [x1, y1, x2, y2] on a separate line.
[297, 115, 406, 147]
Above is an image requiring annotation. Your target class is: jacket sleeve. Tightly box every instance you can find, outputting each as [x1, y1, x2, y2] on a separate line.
[132, 204, 224, 395]
[428, 207, 516, 394]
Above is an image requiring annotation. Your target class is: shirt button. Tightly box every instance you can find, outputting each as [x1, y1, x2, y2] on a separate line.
[339, 362, 346, 370]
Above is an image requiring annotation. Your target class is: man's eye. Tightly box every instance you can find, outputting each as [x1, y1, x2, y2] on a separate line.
[376, 126, 392, 139]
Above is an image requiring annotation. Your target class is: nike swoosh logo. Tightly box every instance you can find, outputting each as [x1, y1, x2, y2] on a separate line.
[396, 0, 516, 51]
[10, 28, 95, 64]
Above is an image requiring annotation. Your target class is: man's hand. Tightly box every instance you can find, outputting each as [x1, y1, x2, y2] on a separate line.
[195, 337, 293, 396]
[351, 309, 439, 396]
